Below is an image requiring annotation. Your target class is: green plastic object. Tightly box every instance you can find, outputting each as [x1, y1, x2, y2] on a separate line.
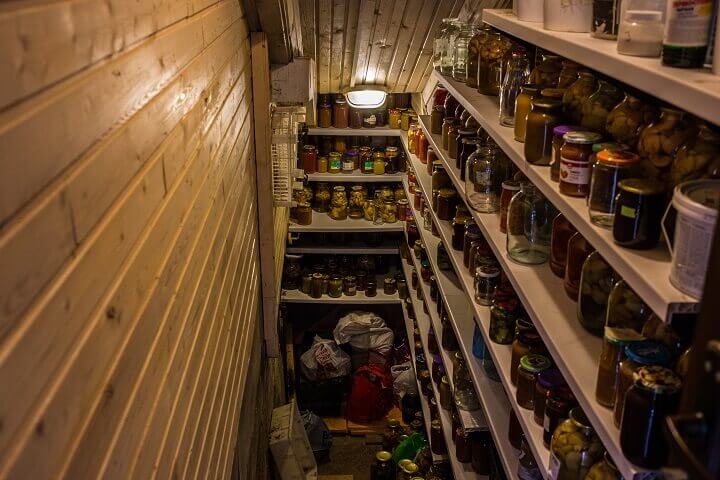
[391, 432, 428, 464]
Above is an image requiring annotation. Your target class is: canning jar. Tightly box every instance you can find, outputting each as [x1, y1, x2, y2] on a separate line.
[533, 369, 567, 426]
[442, 117, 459, 150]
[671, 123, 720, 189]
[595, 327, 643, 408]
[328, 274, 343, 298]
[348, 185, 366, 219]
[558, 60, 581, 88]
[549, 213, 577, 278]
[382, 199, 398, 223]
[585, 452, 621, 480]
[383, 276, 397, 295]
[500, 47, 531, 127]
[516, 354, 552, 409]
[560, 131, 603, 197]
[550, 125, 582, 182]
[514, 84, 541, 142]
[301, 145, 318, 173]
[282, 254, 303, 290]
[463, 222, 482, 267]
[450, 128, 475, 163]
[507, 183, 555, 265]
[417, 130, 429, 163]
[620, 366, 681, 468]
[385, 146, 399, 174]
[511, 321, 544, 385]
[584, 155, 633, 225]
[500, 180, 521, 233]
[301, 273, 312, 294]
[458, 137, 483, 181]
[563, 72, 597, 124]
[471, 431, 493, 475]
[373, 153, 386, 175]
[295, 202, 313, 225]
[475, 265, 501, 306]
[578, 252, 618, 336]
[529, 54, 563, 88]
[453, 352, 480, 410]
[607, 279, 651, 332]
[605, 92, 646, 145]
[439, 375, 453, 410]
[329, 186, 348, 220]
[436, 188, 458, 221]
[453, 23, 476, 81]
[550, 408, 605, 480]
[451, 215, 468, 251]
[365, 279, 377, 297]
[440, 19, 461, 76]
[348, 108, 362, 129]
[581, 80, 623, 134]
[318, 102, 332, 128]
[525, 97, 563, 165]
[387, 108, 401, 130]
[489, 297, 520, 344]
[333, 98, 349, 128]
[477, 32, 511, 96]
[612, 178, 665, 249]
[430, 105, 445, 135]
[328, 151, 342, 174]
[564, 232, 594, 301]
[467, 27, 490, 87]
[333, 136, 346, 154]
[343, 275, 357, 296]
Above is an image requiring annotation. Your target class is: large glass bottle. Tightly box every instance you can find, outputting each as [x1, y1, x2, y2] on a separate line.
[499, 48, 531, 127]
[562, 72, 597, 123]
[433, 19, 453, 70]
[477, 32, 512, 96]
[638, 107, 697, 185]
[506, 184, 555, 264]
[580, 80, 624, 134]
[440, 20, 461, 76]
[453, 23, 476, 81]
[466, 145, 511, 213]
[466, 26, 491, 88]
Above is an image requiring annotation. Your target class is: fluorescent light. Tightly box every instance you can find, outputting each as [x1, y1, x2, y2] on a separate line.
[345, 88, 387, 109]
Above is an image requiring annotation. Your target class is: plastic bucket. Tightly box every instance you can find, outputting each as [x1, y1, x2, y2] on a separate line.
[662, 179, 720, 299]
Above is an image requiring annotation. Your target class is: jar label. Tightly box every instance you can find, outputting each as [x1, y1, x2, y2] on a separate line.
[364, 160, 374, 171]
[560, 156, 589, 185]
[343, 160, 354, 171]
[665, 0, 713, 47]
[330, 158, 342, 170]
[620, 205, 638, 219]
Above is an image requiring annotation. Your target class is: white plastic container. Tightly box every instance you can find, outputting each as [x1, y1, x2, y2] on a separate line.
[662, 179, 720, 299]
[518, 0, 544, 23]
[617, 10, 665, 57]
[543, 0, 593, 32]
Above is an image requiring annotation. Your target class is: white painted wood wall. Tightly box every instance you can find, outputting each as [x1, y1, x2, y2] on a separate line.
[0, 1, 264, 478]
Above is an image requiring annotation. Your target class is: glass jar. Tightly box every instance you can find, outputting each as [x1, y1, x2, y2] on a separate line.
[343, 275, 357, 296]
[442, 117, 459, 150]
[371, 451, 394, 480]
[549, 408, 605, 480]
[578, 252, 618, 336]
[318, 102, 332, 128]
[430, 105, 445, 136]
[580, 80, 623, 134]
[507, 183, 555, 265]
[529, 54, 563, 88]
[499, 48, 531, 127]
[605, 92, 646, 145]
[477, 32, 511, 96]
[475, 265, 501, 306]
[543, 387, 577, 447]
[508, 410, 524, 450]
[595, 327, 642, 408]
[511, 320, 544, 385]
[563, 72, 597, 124]
[558, 60, 581, 88]
[500, 180, 521, 233]
[551, 125, 582, 182]
[518, 434, 543, 479]
[329, 186, 348, 220]
[373, 153, 386, 175]
[301, 145, 318, 173]
[382, 199, 398, 223]
[439, 375, 453, 410]
[620, 366, 682, 468]
[489, 297, 520, 344]
[614, 340, 671, 427]
[384, 276, 397, 295]
[466, 146, 510, 213]
[295, 202, 313, 225]
[328, 151, 342, 174]
[612, 178, 665, 249]
[471, 431, 493, 475]
[516, 354, 552, 409]
[533, 369, 567, 426]
[453, 352, 480, 411]
[564, 232, 594, 301]
[514, 84, 541, 142]
[463, 221, 482, 267]
[328, 274, 343, 298]
[348, 185, 366, 219]
[349, 108, 363, 129]
[310, 272, 323, 298]
[450, 128, 474, 163]
[549, 213, 577, 278]
[333, 137, 346, 154]
[440, 20, 461, 76]
[452, 213, 469, 251]
[467, 27, 490, 88]
[365, 280, 377, 297]
[560, 131, 603, 197]
[585, 452, 621, 480]
[453, 23, 476, 81]
[387, 108, 401, 130]
[342, 149, 357, 173]
[441, 315, 459, 352]
[301, 273, 312, 294]
[433, 18, 453, 70]
[525, 97, 563, 165]
[333, 98, 349, 128]
[588, 151, 640, 227]
[417, 130, 429, 164]
[671, 123, 720, 189]
[397, 199, 409, 222]
[455, 427, 472, 463]
[281, 254, 303, 290]
[436, 188, 458, 221]
[618, 9, 665, 58]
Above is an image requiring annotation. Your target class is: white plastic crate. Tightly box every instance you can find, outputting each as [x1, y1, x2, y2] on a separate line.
[269, 400, 318, 480]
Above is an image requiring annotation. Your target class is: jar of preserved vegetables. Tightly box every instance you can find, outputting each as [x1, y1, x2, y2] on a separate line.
[580, 80, 623, 134]
[529, 54, 563, 88]
[382, 199, 398, 223]
[329, 186, 348, 220]
[585, 452, 621, 480]
[343, 275, 357, 296]
[328, 274, 343, 298]
[560, 131, 603, 197]
[328, 151, 342, 174]
[440, 20, 461, 76]
[467, 27, 490, 88]
[563, 72, 597, 124]
[514, 84, 541, 143]
[517, 354, 552, 409]
[477, 32, 511, 96]
[606, 279, 651, 332]
[489, 296, 520, 344]
[549, 407, 605, 480]
[605, 92, 646, 145]
[550, 213, 577, 278]
[511, 320, 544, 385]
[564, 232, 594, 301]
[313, 183, 332, 213]
[525, 97, 563, 165]
[348, 185, 366, 219]
[578, 252, 618, 336]
[558, 60, 581, 88]
[507, 183, 555, 265]
[671, 123, 720, 189]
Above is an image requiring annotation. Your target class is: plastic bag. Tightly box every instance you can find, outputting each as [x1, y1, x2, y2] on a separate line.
[301, 410, 332, 455]
[390, 362, 418, 399]
[333, 311, 394, 355]
[345, 364, 394, 423]
[300, 335, 351, 381]
[392, 432, 428, 463]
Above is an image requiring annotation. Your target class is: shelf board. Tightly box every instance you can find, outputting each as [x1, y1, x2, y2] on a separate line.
[280, 288, 401, 304]
[426, 73, 699, 321]
[306, 171, 405, 182]
[483, 9, 720, 125]
[307, 126, 402, 136]
[415, 113, 653, 480]
[285, 244, 400, 255]
[289, 211, 405, 233]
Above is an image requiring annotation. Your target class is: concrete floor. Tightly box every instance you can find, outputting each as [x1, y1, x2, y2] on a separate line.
[317, 435, 382, 480]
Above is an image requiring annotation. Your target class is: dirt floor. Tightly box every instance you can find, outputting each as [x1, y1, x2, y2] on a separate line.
[317, 435, 382, 480]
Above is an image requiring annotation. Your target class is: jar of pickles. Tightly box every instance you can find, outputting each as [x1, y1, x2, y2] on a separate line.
[605, 92, 647, 145]
[348, 185, 366, 219]
[585, 452, 621, 480]
[529, 54, 563, 88]
[549, 407, 604, 480]
[313, 183, 332, 212]
[580, 80, 623, 134]
[578, 252, 618, 336]
[466, 27, 489, 88]
[477, 32, 511, 96]
[516, 354, 552, 409]
[595, 327, 644, 408]
[329, 186, 348, 220]
[382, 199, 398, 223]
[514, 84, 541, 143]
[525, 98, 563, 165]
[606, 279, 651, 333]
[511, 320, 544, 385]
[388, 108, 402, 129]
[489, 297, 520, 344]
[328, 151, 342, 173]
[328, 274, 343, 298]
[563, 72, 597, 124]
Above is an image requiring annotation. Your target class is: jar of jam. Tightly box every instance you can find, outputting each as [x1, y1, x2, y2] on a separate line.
[451, 215, 467, 251]
[318, 102, 332, 128]
[489, 297, 519, 344]
[549, 213, 577, 278]
[516, 354, 552, 409]
[397, 199, 409, 222]
[524, 97, 563, 165]
[514, 84, 541, 143]
[620, 366, 681, 468]
[417, 130, 429, 164]
[588, 149, 641, 228]
[563, 232, 594, 301]
[612, 178, 665, 249]
[431, 105, 445, 135]
[559, 131, 603, 197]
[550, 125, 581, 182]
[385, 146, 399, 174]
[436, 188, 458, 221]
[543, 387, 577, 447]
[333, 98, 349, 128]
[499, 180, 521, 234]
[510, 321, 544, 385]
[342, 149, 357, 174]
[533, 369, 566, 426]
[301, 145, 318, 173]
[474, 265, 501, 306]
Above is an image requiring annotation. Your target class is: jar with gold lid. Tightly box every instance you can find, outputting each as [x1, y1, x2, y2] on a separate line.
[559, 131, 603, 197]
[524, 97, 563, 165]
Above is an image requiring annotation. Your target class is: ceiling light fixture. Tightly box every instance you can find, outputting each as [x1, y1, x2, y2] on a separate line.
[344, 86, 388, 109]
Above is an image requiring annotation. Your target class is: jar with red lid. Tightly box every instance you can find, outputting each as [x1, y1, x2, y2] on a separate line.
[550, 125, 581, 182]
[559, 131, 603, 197]
[549, 213, 577, 278]
[533, 369, 567, 426]
[318, 102, 332, 128]
[301, 145, 318, 173]
[499, 180, 521, 233]
[564, 232, 594, 301]
[333, 98, 349, 128]
[417, 130, 428, 164]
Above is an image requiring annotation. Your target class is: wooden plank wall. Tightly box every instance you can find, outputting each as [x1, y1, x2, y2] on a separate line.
[0, 1, 268, 478]
[313, 0, 511, 94]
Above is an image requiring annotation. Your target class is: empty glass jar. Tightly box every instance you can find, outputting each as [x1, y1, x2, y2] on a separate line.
[453, 23, 476, 81]
[465, 145, 510, 213]
[506, 184, 555, 264]
[499, 47, 530, 127]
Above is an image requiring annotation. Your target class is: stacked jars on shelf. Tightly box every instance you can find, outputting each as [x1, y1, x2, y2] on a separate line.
[315, 92, 412, 129]
[300, 139, 408, 176]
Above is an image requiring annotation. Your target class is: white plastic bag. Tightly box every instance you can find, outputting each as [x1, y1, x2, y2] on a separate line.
[300, 335, 351, 381]
[391, 362, 418, 398]
[332, 311, 394, 356]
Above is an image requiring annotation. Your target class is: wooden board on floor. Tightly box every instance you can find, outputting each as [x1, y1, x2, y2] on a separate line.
[323, 406, 408, 436]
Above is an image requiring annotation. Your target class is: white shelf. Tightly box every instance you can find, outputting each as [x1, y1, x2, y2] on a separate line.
[483, 9, 720, 125]
[307, 126, 402, 136]
[416, 113, 653, 480]
[428, 72, 699, 321]
[306, 171, 405, 182]
[285, 244, 399, 255]
[289, 211, 405, 232]
[280, 288, 401, 304]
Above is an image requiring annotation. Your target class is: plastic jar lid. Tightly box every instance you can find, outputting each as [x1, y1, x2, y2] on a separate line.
[636, 366, 682, 393]
[596, 149, 641, 166]
[537, 368, 567, 389]
[553, 125, 582, 137]
[618, 178, 665, 195]
[624, 340, 671, 366]
[563, 131, 603, 144]
[520, 354, 552, 373]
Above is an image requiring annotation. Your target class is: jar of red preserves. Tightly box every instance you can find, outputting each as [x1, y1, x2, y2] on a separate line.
[559, 131, 602, 197]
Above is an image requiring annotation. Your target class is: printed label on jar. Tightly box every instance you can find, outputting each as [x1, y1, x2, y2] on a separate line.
[664, 0, 713, 47]
[559, 156, 590, 185]
[343, 160, 354, 171]
[364, 161, 374, 171]
[330, 159, 342, 170]
[620, 205, 638, 219]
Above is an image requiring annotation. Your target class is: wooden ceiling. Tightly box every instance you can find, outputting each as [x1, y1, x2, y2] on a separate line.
[301, 0, 510, 93]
